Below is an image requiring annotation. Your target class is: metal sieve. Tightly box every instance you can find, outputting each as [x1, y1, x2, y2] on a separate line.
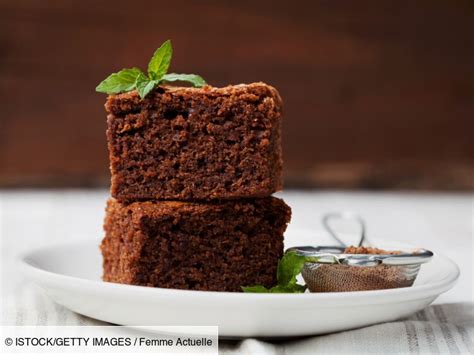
[287, 212, 433, 292]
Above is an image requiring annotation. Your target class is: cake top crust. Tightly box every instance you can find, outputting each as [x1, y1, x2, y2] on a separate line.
[105, 82, 283, 114]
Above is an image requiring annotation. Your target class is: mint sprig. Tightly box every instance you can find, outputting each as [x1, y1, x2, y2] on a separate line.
[242, 252, 318, 293]
[96, 40, 207, 98]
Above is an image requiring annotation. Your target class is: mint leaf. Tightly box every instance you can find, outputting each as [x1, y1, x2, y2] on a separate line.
[147, 40, 172, 80]
[242, 252, 316, 294]
[277, 251, 308, 286]
[135, 73, 157, 99]
[95, 67, 143, 94]
[241, 285, 270, 293]
[136, 80, 156, 99]
[270, 284, 307, 293]
[242, 284, 307, 294]
[162, 73, 207, 87]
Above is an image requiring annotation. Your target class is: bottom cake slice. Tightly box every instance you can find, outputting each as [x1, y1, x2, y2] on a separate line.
[101, 197, 291, 291]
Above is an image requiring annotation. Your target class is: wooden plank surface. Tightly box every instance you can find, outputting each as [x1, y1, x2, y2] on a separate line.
[0, 0, 472, 189]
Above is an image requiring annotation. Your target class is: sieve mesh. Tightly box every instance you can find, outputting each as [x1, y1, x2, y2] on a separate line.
[301, 263, 421, 292]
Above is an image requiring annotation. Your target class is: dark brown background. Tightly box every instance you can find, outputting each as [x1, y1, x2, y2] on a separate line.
[1, 0, 473, 190]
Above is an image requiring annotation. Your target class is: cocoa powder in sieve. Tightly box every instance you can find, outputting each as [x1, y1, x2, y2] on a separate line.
[343, 246, 401, 255]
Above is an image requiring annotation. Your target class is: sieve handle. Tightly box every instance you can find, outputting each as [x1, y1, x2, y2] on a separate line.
[322, 212, 366, 247]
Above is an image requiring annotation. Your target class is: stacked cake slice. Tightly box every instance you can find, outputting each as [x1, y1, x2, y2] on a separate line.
[100, 82, 291, 292]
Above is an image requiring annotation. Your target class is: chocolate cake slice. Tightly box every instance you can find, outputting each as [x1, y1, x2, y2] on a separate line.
[101, 197, 291, 292]
[105, 82, 283, 202]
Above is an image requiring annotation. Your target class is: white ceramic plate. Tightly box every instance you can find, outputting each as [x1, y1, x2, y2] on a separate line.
[18, 232, 459, 338]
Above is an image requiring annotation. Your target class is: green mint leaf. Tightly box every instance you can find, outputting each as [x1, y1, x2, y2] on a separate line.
[241, 285, 270, 293]
[147, 40, 172, 80]
[276, 251, 309, 286]
[135, 73, 157, 99]
[95, 67, 143, 94]
[242, 252, 318, 294]
[270, 284, 307, 293]
[242, 283, 307, 294]
[161, 73, 207, 87]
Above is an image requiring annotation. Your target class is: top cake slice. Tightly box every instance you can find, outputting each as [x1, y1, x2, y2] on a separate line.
[106, 82, 283, 202]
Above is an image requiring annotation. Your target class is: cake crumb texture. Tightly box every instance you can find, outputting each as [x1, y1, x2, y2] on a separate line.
[106, 82, 283, 202]
[101, 196, 291, 291]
